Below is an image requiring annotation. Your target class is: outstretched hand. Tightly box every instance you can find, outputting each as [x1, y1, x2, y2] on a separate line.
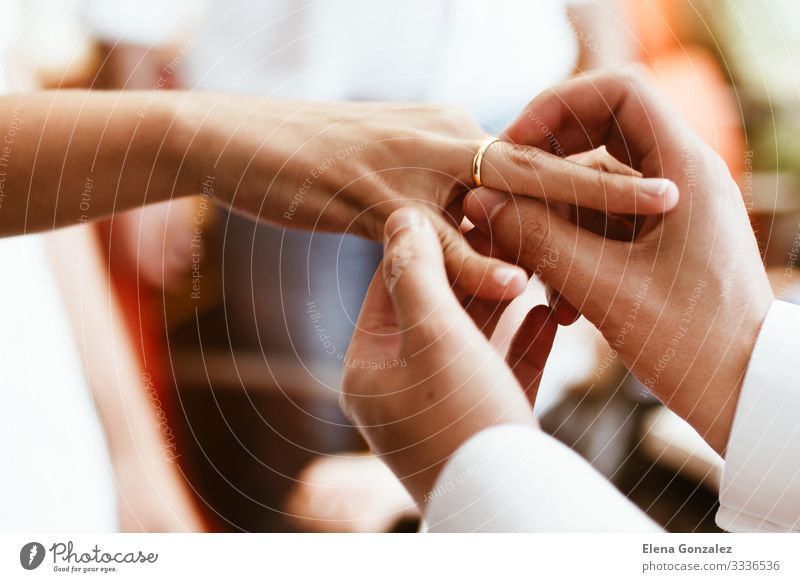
[180, 97, 679, 301]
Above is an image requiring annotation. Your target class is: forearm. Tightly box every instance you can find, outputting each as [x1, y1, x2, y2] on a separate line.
[0, 89, 362, 237]
[0, 90, 188, 235]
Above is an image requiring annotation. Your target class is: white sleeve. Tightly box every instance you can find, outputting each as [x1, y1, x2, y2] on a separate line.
[423, 424, 661, 532]
[717, 300, 800, 532]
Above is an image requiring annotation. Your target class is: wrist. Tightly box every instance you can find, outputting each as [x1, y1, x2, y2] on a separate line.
[158, 91, 211, 197]
[167, 93, 300, 212]
[680, 297, 772, 455]
[387, 400, 533, 507]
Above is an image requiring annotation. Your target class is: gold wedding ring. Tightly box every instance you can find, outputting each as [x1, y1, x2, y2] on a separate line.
[471, 137, 499, 188]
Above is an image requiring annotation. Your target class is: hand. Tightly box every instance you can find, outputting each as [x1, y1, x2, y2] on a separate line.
[0, 91, 674, 301]
[340, 207, 558, 505]
[546, 147, 645, 324]
[175, 96, 678, 299]
[463, 69, 774, 454]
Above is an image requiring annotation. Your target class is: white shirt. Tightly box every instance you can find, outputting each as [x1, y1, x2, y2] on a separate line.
[717, 300, 800, 532]
[425, 300, 800, 532]
[87, 0, 582, 128]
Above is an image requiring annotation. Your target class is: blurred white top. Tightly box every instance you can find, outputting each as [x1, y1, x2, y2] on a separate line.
[87, 0, 585, 128]
[0, 236, 117, 532]
[0, 0, 117, 531]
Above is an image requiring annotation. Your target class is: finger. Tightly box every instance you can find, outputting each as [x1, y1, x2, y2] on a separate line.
[478, 139, 678, 215]
[449, 230, 516, 312]
[382, 208, 474, 343]
[545, 286, 581, 326]
[463, 297, 508, 339]
[463, 187, 625, 319]
[507, 305, 559, 406]
[347, 268, 401, 365]
[567, 147, 642, 177]
[504, 67, 694, 177]
[572, 206, 642, 241]
[444, 193, 467, 232]
[341, 267, 403, 420]
[428, 210, 528, 301]
[457, 228, 526, 334]
[463, 227, 514, 262]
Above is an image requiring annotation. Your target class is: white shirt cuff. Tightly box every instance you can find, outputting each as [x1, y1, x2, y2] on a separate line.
[423, 424, 660, 532]
[718, 300, 800, 532]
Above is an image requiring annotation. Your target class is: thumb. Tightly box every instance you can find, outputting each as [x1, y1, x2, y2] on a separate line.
[382, 208, 466, 342]
[463, 188, 625, 316]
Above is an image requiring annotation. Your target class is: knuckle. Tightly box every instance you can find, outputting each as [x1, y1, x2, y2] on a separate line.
[516, 210, 551, 266]
[687, 140, 727, 179]
[601, 68, 630, 86]
[705, 145, 728, 173]
[439, 232, 473, 284]
[599, 65, 651, 97]
[631, 237, 661, 264]
[588, 165, 609, 195]
[618, 64, 651, 87]
[438, 225, 462, 263]
[628, 63, 652, 80]
[491, 144, 544, 191]
[502, 143, 543, 170]
[602, 172, 635, 204]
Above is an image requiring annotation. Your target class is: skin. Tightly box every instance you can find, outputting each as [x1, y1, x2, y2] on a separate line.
[463, 69, 774, 455]
[0, 91, 677, 300]
[341, 208, 558, 506]
[85, 31, 642, 529]
[343, 70, 775, 508]
[0, 86, 678, 520]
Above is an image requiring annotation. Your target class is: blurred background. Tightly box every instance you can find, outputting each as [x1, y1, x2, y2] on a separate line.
[4, 0, 800, 532]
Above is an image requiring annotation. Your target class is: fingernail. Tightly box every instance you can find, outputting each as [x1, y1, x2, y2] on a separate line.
[640, 178, 678, 198]
[492, 266, 521, 287]
[466, 189, 507, 221]
[384, 208, 424, 241]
